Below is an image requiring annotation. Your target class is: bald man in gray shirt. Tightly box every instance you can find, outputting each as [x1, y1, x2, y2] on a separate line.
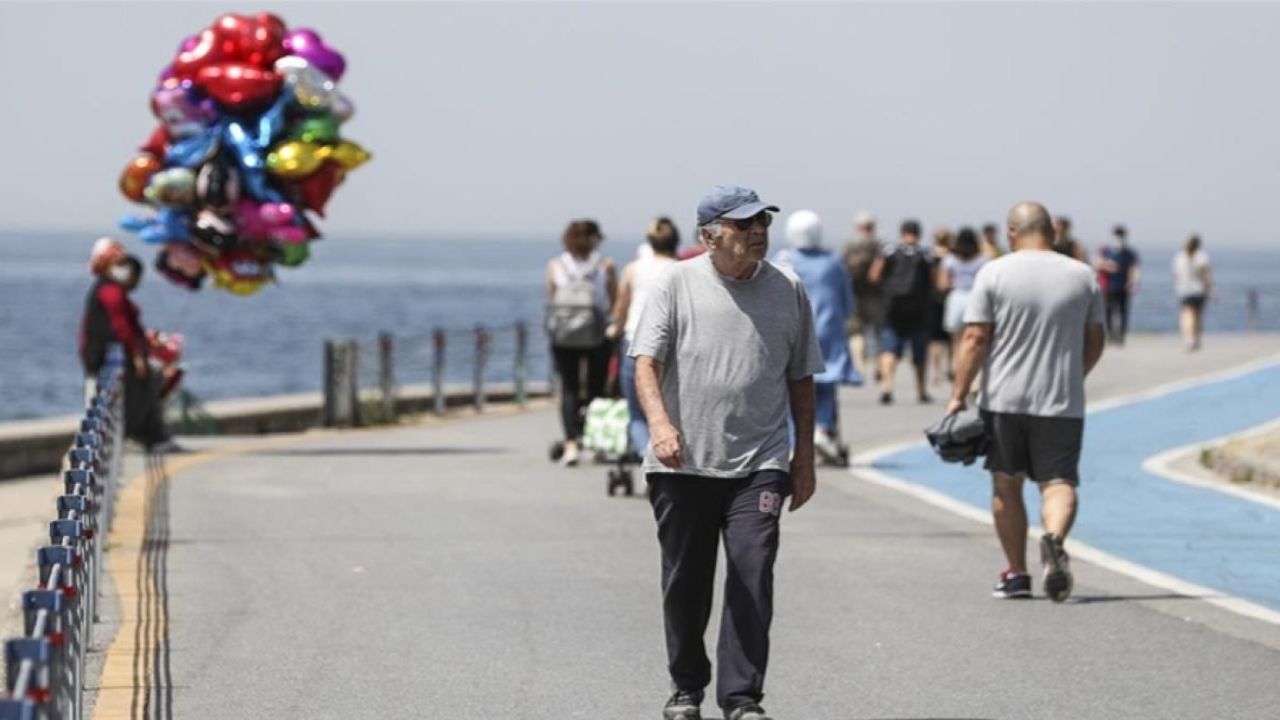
[631, 186, 823, 720]
[948, 201, 1106, 604]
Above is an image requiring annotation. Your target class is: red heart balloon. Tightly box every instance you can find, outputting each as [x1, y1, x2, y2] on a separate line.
[196, 62, 281, 111]
[172, 27, 229, 79]
[294, 161, 345, 217]
[173, 13, 287, 78]
[242, 13, 287, 69]
[139, 125, 170, 157]
[212, 13, 253, 56]
[212, 12, 287, 69]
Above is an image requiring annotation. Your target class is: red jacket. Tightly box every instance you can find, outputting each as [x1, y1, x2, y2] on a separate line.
[79, 279, 144, 373]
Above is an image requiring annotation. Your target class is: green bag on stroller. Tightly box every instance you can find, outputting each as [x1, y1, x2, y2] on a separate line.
[581, 397, 630, 460]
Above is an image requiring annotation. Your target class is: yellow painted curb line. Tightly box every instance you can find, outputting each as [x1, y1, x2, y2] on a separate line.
[93, 451, 213, 719]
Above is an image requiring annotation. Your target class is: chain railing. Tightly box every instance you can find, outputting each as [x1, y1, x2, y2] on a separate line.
[1, 349, 124, 720]
[322, 322, 547, 427]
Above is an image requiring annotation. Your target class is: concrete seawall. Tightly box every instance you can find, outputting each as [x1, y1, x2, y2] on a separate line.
[0, 381, 550, 480]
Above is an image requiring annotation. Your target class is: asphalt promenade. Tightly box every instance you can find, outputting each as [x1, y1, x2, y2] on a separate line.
[7, 333, 1280, 719]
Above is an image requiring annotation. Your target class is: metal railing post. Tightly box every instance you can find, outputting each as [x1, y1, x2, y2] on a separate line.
[108, 380, 123, 532]
[345, 340, 361, 427]
[4, 638, 50, 714]
[473, 325, 489, 412]
[322, 340, 360, 428]
[514, 322, 528, 406]
[56, 493, 93, 648]
[47, 522, 85, 720]
[102, 347, 123, 537]
[322, 340, 336, 427]
[432, 329, 446, 416]
[378, 332, 396, 422]
[75, 418, 104, 634]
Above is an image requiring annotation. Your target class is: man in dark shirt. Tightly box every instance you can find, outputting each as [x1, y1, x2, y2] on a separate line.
[841, 211, 884, 377]
[869, 219, 934, 405]
[1095, 224, 1141, 345]
[81, 251, 147, 385]
[1052, 216, 1086, 261]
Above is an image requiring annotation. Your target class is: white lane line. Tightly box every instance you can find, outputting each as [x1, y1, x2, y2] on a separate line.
[849, 455, 1280, 626]
[1141, 416, 1280, 512]
[1086, 351, 1280, 413]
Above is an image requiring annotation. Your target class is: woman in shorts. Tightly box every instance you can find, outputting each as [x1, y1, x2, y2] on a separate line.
[938, 227, 988, 365]
[1173, 234, 1213, 351]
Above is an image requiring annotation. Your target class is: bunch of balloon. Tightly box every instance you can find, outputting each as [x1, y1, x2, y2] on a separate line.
[118, 13, 370, 295]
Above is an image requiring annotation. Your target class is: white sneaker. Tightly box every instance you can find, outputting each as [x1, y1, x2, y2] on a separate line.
[561, 444, 581, 467]
[815, 430, 841, 465]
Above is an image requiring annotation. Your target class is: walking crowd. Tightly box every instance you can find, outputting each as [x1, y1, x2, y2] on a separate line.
[540, 187, 1221, 720]
[545, 201, 1216, 472]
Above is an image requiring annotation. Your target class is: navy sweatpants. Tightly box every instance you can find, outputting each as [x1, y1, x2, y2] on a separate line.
[648, 470, 790, 711]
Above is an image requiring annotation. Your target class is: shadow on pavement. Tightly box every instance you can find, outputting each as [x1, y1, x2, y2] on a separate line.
[1069, 592, 1202, 604]
[855, 461, 912, 470]
[247, 446, 508, 457]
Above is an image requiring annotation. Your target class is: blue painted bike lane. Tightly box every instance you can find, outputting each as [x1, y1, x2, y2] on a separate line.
[874, 361, 1280, 611]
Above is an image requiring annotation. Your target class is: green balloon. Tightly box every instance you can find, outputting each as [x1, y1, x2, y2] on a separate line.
[291, 115, 341, 145]
[277, 242, 311, 267]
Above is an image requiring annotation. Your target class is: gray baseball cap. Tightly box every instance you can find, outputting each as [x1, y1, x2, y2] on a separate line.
[696, 185, 779, 227]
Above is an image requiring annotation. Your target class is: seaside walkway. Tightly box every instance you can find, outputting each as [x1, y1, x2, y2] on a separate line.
[7, 334, 1280, 719]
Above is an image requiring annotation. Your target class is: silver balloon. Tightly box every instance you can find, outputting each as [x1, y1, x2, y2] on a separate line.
[143, 167, 196, 207]
[274, 55, 353, 117]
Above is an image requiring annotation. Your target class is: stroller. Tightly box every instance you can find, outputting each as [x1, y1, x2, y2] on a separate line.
[581, 397, 638, 496]
[546, 342, 640, 496]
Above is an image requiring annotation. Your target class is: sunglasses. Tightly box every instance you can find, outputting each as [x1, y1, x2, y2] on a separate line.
[719, 212, 773, 231]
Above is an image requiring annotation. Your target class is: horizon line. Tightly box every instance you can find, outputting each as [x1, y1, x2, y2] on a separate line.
[1, 227, 1275, 251]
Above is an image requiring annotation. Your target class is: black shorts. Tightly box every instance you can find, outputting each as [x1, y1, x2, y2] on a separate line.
[981, 410, 1083, 486]
[880, 324, 931, 365]
[1181, 295, 1206, 310]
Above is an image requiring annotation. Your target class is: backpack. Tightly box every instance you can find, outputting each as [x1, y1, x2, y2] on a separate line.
[882, 247, 932, 326]
[546, 256, 607, 349]
[883, 247, 930, 300]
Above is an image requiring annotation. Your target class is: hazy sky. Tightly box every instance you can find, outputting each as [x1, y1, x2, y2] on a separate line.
[2, 1, 1278, 249]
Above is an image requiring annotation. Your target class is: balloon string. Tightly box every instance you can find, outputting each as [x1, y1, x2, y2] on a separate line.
[169, 290, 195, 336]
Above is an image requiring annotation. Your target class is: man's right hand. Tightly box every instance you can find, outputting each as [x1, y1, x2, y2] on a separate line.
[132, 355, 148, 379]
[650, 421, 685, 470]
[945, 395, 966, 416]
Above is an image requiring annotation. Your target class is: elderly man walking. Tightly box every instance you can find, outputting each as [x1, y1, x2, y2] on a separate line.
[631, 185, 823, 720]
[947, 202, 1105, 602]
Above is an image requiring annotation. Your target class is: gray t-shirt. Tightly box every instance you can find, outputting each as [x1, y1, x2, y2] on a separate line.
[629, 254, 825, 478]
[964, 250, 1104, 419]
